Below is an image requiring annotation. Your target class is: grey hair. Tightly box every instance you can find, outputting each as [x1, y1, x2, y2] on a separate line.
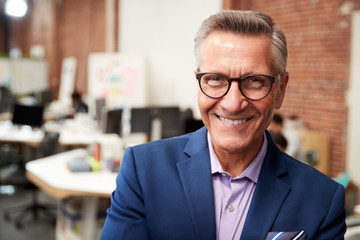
[194, 10, 287, 74]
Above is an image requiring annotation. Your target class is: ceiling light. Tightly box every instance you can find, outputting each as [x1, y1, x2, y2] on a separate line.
[5, 0, 28, 17]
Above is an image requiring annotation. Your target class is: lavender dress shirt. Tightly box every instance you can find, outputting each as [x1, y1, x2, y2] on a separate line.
[208, 132, 267, 240]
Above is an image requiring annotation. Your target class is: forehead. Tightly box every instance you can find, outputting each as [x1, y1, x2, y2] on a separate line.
[200, 31, 274, 74]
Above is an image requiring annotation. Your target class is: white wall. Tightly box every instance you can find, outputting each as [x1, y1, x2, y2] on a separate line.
[119, 0, 222, 118]
[346, 11, 360, 186]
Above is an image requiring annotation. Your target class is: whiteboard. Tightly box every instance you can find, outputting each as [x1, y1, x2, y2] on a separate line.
[9, 59, 48, 94]
[88, 53, 147, 110]
[0, 58, 11, 87]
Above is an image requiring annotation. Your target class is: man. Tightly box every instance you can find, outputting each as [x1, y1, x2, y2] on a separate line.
[100, 10, 346, 239]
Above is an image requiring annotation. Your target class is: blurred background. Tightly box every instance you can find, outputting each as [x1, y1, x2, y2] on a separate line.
[0, 0, 360, 239]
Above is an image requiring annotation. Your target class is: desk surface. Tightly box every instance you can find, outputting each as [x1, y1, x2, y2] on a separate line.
[0, 118, 100, 146]
[0, 122, 44, 146]
[26, 149, 117, 200]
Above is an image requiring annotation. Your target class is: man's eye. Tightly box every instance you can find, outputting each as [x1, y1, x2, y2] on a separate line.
[206, 75, 223, 81]
[249, 77, 266, 84]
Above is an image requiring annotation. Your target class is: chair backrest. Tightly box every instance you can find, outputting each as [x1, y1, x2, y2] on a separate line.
[39, 131, 60, 157]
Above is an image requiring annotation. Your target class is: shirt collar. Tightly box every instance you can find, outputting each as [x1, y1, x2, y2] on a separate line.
[208, 132, 267, 183]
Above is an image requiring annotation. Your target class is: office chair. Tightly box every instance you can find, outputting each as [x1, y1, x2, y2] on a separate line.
[2, 131, 60, 229]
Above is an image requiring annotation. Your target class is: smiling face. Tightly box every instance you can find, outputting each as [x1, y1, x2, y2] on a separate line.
[197, 31, 288, 161]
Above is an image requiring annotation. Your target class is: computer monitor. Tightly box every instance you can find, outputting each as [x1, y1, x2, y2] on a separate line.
[0, 87, 15, 113]
[104, 108, 122, 135]
[40, 89, 53, 106]
[131, 106, 181, 140]
[12, 104, 44, 128]
[184, 119, 204, 134]
[95, 98, 106, 122]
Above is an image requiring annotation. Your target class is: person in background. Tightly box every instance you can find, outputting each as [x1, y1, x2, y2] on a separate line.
[71, 91, 88, 113]
[100, 10, 346, 240]
[269, 113, 306, 162]
[270, 131, 288, 152]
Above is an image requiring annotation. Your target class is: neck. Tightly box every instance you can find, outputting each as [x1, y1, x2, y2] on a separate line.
[214, 137, 264, 178]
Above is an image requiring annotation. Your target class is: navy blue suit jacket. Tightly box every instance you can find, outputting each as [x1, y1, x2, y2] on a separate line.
[100, 127, 346, 239]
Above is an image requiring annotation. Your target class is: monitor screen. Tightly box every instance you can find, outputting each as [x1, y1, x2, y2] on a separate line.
[131, 106, 181, 139]
[12, 104, 44, 128]
[104, 108, 122, 135]
[184, 119, 204, 134]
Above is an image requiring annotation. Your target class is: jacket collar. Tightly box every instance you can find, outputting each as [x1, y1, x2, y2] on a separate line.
[240, 131, 290, 239]
[177, 127, 216, 240]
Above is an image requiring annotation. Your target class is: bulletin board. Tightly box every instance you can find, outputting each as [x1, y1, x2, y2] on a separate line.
[88, 53, 147, 109]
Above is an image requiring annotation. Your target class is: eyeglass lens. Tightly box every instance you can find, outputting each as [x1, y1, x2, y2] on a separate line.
[198, 73, 273, 100]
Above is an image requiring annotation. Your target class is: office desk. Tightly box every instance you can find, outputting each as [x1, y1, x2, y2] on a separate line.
[26, 149, 117, 240]
[0, 119, 100, 147]
[0, 121, 44, 147]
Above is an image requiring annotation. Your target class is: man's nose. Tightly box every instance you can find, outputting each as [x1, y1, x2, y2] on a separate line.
[220, 81, 248, 111]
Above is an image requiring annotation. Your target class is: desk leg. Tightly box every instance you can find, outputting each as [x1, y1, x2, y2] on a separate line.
[81, 196, 99, 240]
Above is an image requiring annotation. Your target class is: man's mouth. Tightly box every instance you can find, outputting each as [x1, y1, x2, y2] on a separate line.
[218, 116, 249, 125]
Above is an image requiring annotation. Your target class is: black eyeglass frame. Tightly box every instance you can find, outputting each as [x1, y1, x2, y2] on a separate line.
[196, 72, 281, 101]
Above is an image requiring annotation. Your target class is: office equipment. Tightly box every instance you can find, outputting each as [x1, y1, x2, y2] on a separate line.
[104, 108, 122, 135]
[0, 87, 15, 113]
[95, 98, 106, 122]
[131, 106, 181, 140]
[39, 89, 53, 106]
[184, 119, 204, 134]
[12, 104, 44, 128]
[66, 157, 92, 172]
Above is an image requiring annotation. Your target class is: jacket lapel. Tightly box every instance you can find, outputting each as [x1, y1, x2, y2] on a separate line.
[177, 127, 216, 240]
[240, 132, 291, 240]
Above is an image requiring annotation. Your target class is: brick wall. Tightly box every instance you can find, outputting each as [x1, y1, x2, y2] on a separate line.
[3, 0, 107, 98]
[231, 0, 360, 177]
[56, 0, 107, 95]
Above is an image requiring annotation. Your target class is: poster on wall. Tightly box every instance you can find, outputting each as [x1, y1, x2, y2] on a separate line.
[88, 53, 147, 110]
[58, 57, 77, 106]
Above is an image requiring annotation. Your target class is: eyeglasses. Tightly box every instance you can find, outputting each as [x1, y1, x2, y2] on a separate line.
[196, 72, 281, 100]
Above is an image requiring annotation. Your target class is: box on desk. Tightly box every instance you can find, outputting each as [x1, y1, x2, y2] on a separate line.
[58, 197, 110, 240]
[93, 134, 124, 173]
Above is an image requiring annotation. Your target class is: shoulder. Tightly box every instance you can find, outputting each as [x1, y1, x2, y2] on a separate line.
[129, 127, 208, 157]
[281, 153, 343, 198]
[130, 132, 193, 154]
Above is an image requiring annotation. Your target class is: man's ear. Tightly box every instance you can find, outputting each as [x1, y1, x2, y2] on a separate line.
[275, 72, 289, 110]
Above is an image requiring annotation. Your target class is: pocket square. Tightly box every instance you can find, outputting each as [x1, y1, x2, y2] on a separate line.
[265, 231, 305, 240]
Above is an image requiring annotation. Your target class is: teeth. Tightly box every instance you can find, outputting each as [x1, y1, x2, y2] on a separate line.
[219, 116, 247, 125]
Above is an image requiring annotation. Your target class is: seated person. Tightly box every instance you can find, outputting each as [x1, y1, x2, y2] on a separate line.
[71, 92, 88, 113]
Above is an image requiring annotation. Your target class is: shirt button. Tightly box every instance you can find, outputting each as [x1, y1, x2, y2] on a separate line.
[221, 173, 227, 177]
[227, 204, 234, 212]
